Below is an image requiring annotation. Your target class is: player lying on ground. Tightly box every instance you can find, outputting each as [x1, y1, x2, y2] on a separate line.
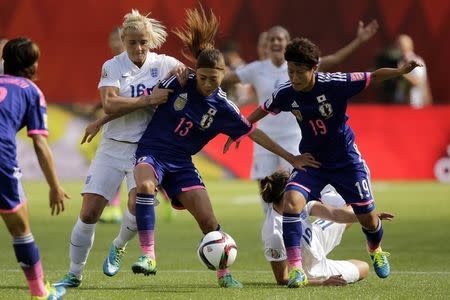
[260, 171, 394, 286]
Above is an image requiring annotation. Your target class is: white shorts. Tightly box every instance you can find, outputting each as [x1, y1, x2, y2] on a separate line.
[303, 221, 360, 283]
[251, 135, 300, 179]
[82, 138, 137, 201]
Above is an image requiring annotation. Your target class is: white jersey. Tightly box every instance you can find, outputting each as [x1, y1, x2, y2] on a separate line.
[262, 201, 317, 262]
[235, 59, 301, 140]
[98, 51, 180, 142]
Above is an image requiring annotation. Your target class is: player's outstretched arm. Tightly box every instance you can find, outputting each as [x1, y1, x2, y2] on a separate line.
[223, 106, 269, 153]
[31, 134, 70, 215]
[248, 128, 321, 170]
[101, 85, 172, 115]
[371, 61, 423, 85]
[310, 202, 358, 223]
[318, 20, 379, 72]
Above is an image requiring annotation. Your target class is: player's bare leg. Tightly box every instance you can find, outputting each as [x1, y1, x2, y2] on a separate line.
[178, 189, 243, 288]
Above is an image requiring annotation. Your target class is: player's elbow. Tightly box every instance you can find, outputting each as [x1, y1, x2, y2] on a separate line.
[103, 99, 117, 115]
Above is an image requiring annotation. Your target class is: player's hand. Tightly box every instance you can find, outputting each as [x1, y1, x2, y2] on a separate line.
[289, 153, 321, 171]
[378, 212, 395, 221]
[81, 120, 102, 144]
[146, 84, 173, 106]
[322, 275, 348, 286]
[49, 186, 70, 216]
[400, 60, 423, 74]
[356, 20, 379, 43]
[223, 137, 240, 153]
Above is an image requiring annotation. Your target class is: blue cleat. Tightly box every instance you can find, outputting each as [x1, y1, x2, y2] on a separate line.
[32, 282, 66, 299]
[218, 273, 243, 288]
[103, 243, 126, 277]
[370, 249, 391, 278]
[131, 255, 157, 276]
[287, 267, 308, 288]
[52, 273, 82, 288]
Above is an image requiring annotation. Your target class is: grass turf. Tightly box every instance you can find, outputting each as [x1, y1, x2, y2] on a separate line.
[0, 180, 449, 299]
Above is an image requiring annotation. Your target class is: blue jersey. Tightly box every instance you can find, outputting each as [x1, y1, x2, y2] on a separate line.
[0, 75, 48, 167]
[137, 74, 253, 162]
[263, 72, 370, 168]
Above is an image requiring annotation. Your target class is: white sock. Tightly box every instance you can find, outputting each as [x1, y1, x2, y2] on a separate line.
[113, 209, 137, 249]
[69, 218, 96, 277]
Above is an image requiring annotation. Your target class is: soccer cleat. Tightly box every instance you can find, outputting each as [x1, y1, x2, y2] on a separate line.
[32, 282, 66, 299]
[370, 249, 391, 278]
[99, 206, 122, 224]
[287, 267, 308, 288]
[218, 273, 243, 288]
[52, 272, 82, 288]
[131, 255, 157, 276]
[103, 243, 126, 277]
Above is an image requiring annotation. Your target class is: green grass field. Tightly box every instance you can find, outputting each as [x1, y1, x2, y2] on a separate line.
[1, 180, 449, 299]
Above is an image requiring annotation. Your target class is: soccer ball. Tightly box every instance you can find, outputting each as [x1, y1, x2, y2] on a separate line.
[197, 231, 237, 270]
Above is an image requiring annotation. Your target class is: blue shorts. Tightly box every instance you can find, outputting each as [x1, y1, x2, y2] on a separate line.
[0, 165, 26, 213]
[135, 154, 205, 209]
[285, 162, 375, 214]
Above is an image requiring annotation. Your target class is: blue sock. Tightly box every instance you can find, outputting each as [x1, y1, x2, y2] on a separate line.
[136, 193, 156, 257]
[135, 193, 155, 231]
[282, 213, 303, 269]
[282, 213, 302, 248]
[13, 233, 40, 267]
[362, 218, 384, 251]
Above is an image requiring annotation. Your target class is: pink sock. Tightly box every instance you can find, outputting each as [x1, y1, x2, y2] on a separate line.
[22, 260, 46, 297]
[138, 230, 155, 259]
[110, 191, 121, 206]
[216, 268, 229, 278]
[286, 246, 303, 269]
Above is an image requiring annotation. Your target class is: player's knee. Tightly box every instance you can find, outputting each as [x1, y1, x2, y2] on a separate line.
[283, 191, 306, 213]
[79, 209, 101, 224]
[136, 180, 156, 194]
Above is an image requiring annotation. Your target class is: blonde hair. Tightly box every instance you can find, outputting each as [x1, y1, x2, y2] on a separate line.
[121, 9, 167, 49]
[173, 5, 219, 64]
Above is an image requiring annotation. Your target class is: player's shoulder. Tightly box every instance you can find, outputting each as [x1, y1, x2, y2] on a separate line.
[272, 80, 293, 98]
[216, 88, 240, 113]
[149, 52, 180, 67]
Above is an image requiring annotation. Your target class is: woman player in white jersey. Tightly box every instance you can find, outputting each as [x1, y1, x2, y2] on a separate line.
[260, 171, 394, 285]
[54, 10, 184, 288]
[223, 21, 379, 198]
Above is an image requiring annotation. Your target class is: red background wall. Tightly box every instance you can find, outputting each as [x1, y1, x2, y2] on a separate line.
[203, 105, 450, 180]
[1, 0, 450, 103]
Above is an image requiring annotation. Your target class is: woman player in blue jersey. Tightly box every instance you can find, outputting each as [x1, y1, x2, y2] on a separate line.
[0, 38, 69, 299]
[225, 37, 421, 287]
[130, 7, 320, 288]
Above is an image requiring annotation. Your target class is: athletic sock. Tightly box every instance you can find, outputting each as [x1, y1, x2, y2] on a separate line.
[13, 233, 46, 297]
[282, 213, 303, 269]
[135, 193, 156, 259]
[69, 218, 96, 276]
[362, 218, 384, 252]
[113, 209, 137, 248]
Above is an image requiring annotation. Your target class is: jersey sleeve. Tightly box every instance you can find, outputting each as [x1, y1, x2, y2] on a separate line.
[25, 85, 48, 137]
[235, 61, 258, 84]
[305, 200, 318, 216]
[332, 72, 371, 99]
[220, 97, 254, 141]
[261, 86, 289, 115]
[98, 59, 121, 89]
